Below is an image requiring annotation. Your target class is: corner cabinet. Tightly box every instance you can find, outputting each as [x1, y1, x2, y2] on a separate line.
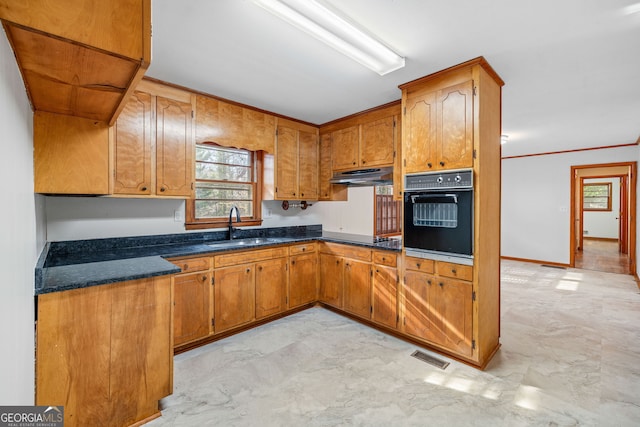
[399, 57, 504, 368]
[0, 0, 151, 124]
[36, 277, 173, 427]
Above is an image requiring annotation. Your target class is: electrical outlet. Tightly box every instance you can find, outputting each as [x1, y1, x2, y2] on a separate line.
[174, 210, 184, 222]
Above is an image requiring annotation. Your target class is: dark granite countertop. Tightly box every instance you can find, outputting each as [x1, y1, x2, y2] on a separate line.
[35, 225, 401, 295]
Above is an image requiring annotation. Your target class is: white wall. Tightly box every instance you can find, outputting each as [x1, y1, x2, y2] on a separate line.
[45, 187, 375, 241]
[583, 177, 619, 239]
[0, 32, 42, 404]
[501, 145, 638, 265]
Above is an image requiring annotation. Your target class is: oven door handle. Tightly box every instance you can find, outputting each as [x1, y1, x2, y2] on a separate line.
[410, 194, 458, 204]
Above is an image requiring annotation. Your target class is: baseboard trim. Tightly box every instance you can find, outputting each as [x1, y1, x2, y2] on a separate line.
[501, 256, 570, 268]
[583, 237, 618, 242]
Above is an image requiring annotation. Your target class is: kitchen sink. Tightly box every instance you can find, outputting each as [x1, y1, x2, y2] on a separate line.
[206, 237, 288, 249]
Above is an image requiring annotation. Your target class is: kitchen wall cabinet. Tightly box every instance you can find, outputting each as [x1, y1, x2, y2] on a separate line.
[371, 251, 398, 329]
[195, 95, 276, 153]
[403, 80, 473, 173]
[264, 119, 319, 201]
[330, 125, 360, 170]
[289, 243, 319, 308]
[169, 256, 213, 347]
[36, 276, 172, 427]
[318, 133, 348, 201]
[0, 0, 151, 124]
[34, 112, 111, 195]
[399, 57, 503, 367]
[114, 80, 195, 197]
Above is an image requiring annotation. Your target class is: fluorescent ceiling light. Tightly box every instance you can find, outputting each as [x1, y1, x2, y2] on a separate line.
[253, 0, 405, 75]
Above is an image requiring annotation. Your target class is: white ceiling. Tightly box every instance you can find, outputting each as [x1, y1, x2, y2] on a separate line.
[147, 0, 640, 157]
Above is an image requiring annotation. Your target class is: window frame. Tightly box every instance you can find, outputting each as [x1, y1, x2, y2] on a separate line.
[185, 143, 263, 230]
[583, 182, 612, 212]
[374, 185, 402, 237]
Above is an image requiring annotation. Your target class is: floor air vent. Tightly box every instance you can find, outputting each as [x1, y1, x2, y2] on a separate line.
[541, 264, 567, 269]
[411, 350, 449, 370]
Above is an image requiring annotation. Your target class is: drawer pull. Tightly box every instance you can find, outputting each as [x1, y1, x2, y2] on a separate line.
[427, 279, 432, 285]
[439, 282, 444, 287]
[302, 247, 306, 252]
[416, 263, 421, 268]
[201, 275, 207, 282]
[246, 268, 251, 273]
[183, 264, 188, 270]
[451, 269, 457, 274]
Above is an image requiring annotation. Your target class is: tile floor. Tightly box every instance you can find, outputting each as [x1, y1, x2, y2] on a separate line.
[148, 260, 640, 426]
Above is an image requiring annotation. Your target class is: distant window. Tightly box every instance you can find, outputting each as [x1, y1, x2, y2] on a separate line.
[375, 185, 401, 236]
[583, 182, 612, 211]
[186, 143, 262, 229]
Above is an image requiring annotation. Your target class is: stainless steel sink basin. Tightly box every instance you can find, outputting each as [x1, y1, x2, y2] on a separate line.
[207, 237, 288, 249]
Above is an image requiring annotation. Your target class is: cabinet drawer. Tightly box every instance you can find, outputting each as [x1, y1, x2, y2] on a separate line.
[404, 256, 435, 273]
[373, 251, 397, 267]
[320, 242, 371, 262]
[215, 247, 289, 268]
[437, 261, 473, 281]
[169, 256, 212, 273]
[289, 242, 317, 255]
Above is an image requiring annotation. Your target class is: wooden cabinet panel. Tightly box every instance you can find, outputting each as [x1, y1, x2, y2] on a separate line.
[436, 277, 473, 356]
[318, 253, 344, 308]
[34, 111, 110, 195]
[318, 133, 347, 201]
[331, 125, 359, 170]
[298, 129, 319, 200]
[402, 270, 441, 343]
[373, 251, 397, 267]
[404, 90, 437, 173]
[372, 264, 398, 329]
[255, 257, 288, 319]
[437, 261, 473, 282]
[360, 115, 395, 167]
[170, 256, 212, 274]
[404, 256, 435, 274]
[113, 91, 153, 195]
[173, 271, 212, 346]
[343, 259, 371, 319]
[321, 242, 371, 262]
[36, 277, 172, 427]
[215, 247, 289, 268]
[289, 242, 317, 255]
[436, 80, 474, 170]
[275, 124, 298, 199]
[156, 95, 194, 197]
[214, 265, 255, 333]
[289, 252, 318, 308]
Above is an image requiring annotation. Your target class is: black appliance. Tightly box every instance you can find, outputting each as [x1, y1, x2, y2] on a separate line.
[403, 169, 474, 265]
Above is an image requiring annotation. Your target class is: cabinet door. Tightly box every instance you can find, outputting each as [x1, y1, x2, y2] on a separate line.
[289, 252, 318, 308]
[173, 271, 211, 346]
[318, 253, 344, 308]
[113, 91, 153, 195]
[360, 115, 395, 167]
[402, 270, 441, 342]
[343, 259, 372, 319]
[372, 265, 398, 329]
[404, 90, 437, 174]
[156, 95, 194, 197]
[275, 124, 299, 199]
[298, 129, 319, 200]
[214, 264, 255, 333]
[331, 125, 359, 170]
[319, 133, 333, 200]
[434, 277, 473, 356]
[436, 80, 474, 170]
[255, 257, 288, 320]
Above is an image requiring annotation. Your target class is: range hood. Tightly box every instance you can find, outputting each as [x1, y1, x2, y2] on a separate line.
[329, 167, 393, 186]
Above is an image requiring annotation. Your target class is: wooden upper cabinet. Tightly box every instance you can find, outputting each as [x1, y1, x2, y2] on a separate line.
[156, 96, 194, 197]
[275, 125, 298, 199]
[0, 0, 151, 124]
[34, 112, 110, 195]
[318, 133, 348, 201]
[298, 129, 319, 200]
[360, 116, 396, 167]
[402, 76, 474, 173]
[113, 91, 153, 195]
[195, 95, 276, 153]
[331, 125, 359, 171]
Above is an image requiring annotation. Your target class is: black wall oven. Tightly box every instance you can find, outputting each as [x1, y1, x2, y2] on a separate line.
[403, 169, 474, 265]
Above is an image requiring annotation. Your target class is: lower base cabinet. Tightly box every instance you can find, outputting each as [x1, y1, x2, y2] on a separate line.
[36, 277, 173, 427]
[214, 264, 256, 333]
[256, 257, 289, 319]
[372, 258, 399, 329]
[288, 243, 318, 308]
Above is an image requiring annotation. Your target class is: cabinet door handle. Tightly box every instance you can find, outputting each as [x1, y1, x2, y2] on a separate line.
[141, 186, 147, 191]
[291, 260, 296, 265]
[427, 279, 432, 285]
[201, 275, 207, 282]
[439, 282, 444, 287]
[258, 266, 263, 271]
[439, 161, 445, 167]
[246, 268, 251, 273]
[160, 186, 166, 192]
[301, 193, 304, 197]
[427, 163, 432, 168]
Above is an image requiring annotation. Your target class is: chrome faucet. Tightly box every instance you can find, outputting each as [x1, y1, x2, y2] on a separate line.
[228, 206, 241, 240]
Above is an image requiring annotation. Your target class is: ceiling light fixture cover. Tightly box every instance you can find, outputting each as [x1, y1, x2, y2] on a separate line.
[253, 0, 405, 75]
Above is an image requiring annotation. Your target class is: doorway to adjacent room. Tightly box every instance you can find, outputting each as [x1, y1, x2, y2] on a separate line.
[570, 162, 637, 275]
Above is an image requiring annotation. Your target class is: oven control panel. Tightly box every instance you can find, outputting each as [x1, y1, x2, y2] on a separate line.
[405, 169, 473, 190]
